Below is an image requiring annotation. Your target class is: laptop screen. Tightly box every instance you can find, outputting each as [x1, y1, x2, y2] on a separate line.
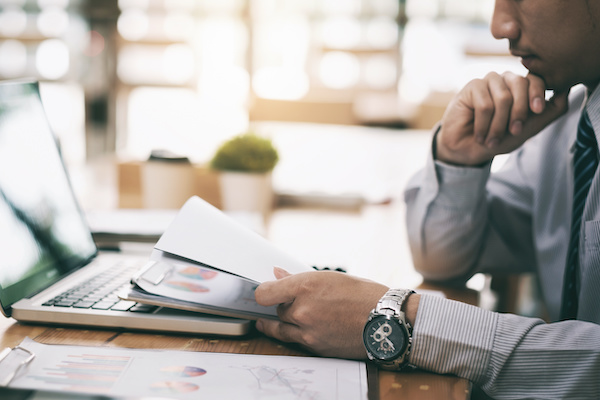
[0, 81, 97, 316]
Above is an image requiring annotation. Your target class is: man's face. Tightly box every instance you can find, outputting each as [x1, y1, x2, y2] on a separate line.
[491, 0, 600, 91]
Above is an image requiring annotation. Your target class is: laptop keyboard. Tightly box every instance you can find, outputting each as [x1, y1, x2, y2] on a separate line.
[42, 259, 158, 313]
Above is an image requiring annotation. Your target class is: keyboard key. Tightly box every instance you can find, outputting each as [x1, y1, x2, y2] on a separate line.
[92, 301, 118, 310]
[41, 259, 144, 311]
[73, 301, 97, 309]
[54, 300, 77, 307]
[110, 301, 137, 311]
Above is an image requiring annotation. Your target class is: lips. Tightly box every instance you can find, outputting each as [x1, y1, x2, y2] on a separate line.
[520, 55, 536, 70]
[510, 50, 538, 71]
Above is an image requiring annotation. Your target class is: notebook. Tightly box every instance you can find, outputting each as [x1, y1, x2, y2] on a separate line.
[0, 80, 249, 336]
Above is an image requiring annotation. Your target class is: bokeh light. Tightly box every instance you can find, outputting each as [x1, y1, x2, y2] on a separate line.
[37, 7, 69, 37]
[0, 40, 27, 77]
[0, 7, 27, 37]
[117, 9, 149, 41]
[319, 51, 360, 89]
[36, 39, 70, 79]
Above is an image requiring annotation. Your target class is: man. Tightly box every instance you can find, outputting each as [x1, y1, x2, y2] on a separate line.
[255, 1, 600, 398]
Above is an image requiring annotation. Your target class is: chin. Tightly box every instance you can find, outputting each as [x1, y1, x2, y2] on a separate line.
[541, 77, 576, 93]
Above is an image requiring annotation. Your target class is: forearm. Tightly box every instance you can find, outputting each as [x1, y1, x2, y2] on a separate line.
[404, 143, 492, 281]
[405, 128, 542, 281]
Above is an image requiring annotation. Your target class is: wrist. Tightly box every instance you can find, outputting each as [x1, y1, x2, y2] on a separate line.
[403, 293, 420, 328]
[363, 289, 417, 370]
[435, 126, 494, 167]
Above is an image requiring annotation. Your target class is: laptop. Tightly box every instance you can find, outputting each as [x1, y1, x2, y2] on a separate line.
[0, 80, 250, 336]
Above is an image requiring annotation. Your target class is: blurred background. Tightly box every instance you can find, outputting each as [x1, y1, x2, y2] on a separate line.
[0, 0, 540, 314]
[0, 0, 525, 166]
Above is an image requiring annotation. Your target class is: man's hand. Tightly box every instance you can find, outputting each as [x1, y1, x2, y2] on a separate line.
[254, 267, 388, 359]
[436, 72, 570, 166]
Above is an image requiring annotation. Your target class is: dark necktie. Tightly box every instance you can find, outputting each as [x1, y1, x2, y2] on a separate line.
[560, 109, 598, 320]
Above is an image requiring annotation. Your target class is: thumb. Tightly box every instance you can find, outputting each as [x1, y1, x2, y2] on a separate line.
[273, 266, 291, 280]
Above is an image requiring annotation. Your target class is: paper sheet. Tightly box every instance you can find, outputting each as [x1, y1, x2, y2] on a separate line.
[131, 251, 279, 319]
[8, 338, 367, 400]
[154, 196, 311, 283]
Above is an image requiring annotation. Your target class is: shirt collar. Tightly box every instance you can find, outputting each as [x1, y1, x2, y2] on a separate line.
[585, 84, 600, 141]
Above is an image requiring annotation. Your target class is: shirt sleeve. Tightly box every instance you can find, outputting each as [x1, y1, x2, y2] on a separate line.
[404, 131, 538, 281]
[410, 294, 600, 399]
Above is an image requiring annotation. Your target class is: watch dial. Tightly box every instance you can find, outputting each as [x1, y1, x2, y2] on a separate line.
[363, 316, 408, 361]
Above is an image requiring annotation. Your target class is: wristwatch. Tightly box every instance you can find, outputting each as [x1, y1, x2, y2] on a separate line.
[363, 288, 415, 370]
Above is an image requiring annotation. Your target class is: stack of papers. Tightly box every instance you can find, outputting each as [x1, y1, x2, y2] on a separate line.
[120, 196, 312, 320]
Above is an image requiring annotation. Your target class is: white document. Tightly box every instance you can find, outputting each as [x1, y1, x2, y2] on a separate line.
[8, 338, 368, 400]
[154, 196, 311, 283]
[126, 251, 279, 319]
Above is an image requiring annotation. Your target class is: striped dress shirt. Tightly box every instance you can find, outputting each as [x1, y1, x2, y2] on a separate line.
[404, 84, 600, 399]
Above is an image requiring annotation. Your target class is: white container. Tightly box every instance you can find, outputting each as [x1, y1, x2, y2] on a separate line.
[141, 161, 197, 209]
[219, 171, 274, 215]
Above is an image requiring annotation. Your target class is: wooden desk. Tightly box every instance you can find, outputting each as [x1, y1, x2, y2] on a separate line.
[0, 283, 476, 400]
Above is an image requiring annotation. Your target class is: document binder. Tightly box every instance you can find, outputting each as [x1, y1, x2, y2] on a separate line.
[0, 346, 35, 387]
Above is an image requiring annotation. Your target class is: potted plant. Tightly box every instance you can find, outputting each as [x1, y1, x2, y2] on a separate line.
[210, 132, 279, 214]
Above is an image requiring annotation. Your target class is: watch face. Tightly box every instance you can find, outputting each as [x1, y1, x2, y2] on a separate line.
[363, 315, 409, 361]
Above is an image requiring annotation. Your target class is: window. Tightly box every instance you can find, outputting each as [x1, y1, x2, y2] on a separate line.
[0, 0, 88, 163]
[115, 0, 404, 161]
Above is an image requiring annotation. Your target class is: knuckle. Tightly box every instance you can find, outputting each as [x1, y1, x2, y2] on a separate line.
[289, 306, 310, 325]
[501, 71, 521, 83]
[478, 100, 494, 115]
[466, 78, 485, 91]
[484, 71, 500, 80]
[300, 331, 318, 349]
[496, 89, 513, 105]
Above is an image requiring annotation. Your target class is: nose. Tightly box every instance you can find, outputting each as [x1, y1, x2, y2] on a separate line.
[490, 0, 519, 40]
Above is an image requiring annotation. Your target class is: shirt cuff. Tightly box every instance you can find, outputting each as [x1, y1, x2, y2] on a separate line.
[433, 160, 492, 209]
[410, 294, 498, 385]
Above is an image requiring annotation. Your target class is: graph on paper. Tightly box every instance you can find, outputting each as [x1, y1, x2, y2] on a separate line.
[25, 353, 131, 393]
[9, 338, 367, 400]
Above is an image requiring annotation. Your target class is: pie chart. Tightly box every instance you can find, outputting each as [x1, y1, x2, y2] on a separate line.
[161, 365, 207, 377]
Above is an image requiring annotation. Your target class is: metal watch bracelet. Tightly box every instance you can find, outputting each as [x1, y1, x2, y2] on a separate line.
[371, 288, 415, 370]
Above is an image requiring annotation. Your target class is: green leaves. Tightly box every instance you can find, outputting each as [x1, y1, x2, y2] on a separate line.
[210, 133, 279, 173]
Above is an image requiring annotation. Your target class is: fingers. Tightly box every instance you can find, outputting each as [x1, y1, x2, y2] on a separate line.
[480, 72, 514, 147]
[479, 72, 545, 146]
[436, 71, 567, 166]
[503, 72, 531, 135]
[522, 88, 570, 137]
[255, 318, 302, 345]
[273, 266, 291, 280]
[255, 268, 301, 307]
[469, 72, 562, 148]
[526, 73, 547, 114]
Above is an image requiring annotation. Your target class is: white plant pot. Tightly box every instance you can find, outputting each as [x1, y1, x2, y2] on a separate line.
[141, 161, 196, 209]
[219, 171, 274, 214]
